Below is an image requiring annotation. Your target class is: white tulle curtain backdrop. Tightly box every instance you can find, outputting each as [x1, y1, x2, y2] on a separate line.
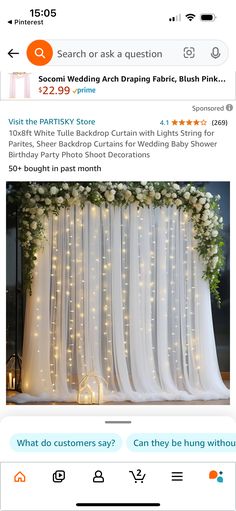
[20, 203, 229, 402]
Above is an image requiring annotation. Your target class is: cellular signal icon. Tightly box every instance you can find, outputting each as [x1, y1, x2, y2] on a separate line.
[169, 13, 181, 22]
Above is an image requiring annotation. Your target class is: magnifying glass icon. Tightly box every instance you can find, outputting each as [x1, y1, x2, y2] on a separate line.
[34, 48, 46, 59]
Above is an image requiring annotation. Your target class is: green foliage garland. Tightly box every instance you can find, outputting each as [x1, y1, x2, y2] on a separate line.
[8, 181, 224, 305]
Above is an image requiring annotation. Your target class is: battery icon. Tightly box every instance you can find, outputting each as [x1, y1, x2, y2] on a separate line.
[200, 13, 216, 21]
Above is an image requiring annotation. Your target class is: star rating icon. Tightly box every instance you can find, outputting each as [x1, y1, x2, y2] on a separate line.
[171, 119, 207, 126]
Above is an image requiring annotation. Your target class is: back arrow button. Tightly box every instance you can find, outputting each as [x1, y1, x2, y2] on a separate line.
[8, 49, 19, 58]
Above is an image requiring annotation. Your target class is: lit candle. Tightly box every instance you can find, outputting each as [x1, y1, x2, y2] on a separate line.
[8, 372, 13, 390]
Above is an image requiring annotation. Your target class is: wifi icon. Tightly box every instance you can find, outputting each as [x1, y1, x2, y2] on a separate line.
[186, 13, 196, 21]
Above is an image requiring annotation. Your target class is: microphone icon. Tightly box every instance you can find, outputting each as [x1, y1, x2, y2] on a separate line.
[211, 46, 221, 59]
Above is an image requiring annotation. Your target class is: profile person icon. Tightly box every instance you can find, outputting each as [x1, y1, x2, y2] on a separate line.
[93, 470, 104, 483]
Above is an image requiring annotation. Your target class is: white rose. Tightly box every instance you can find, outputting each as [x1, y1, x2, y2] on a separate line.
[203, 220, 211, 226]
[30, 221, 37, 230]
[72, 188, 79, 197]
[204, 203, 210, 209]
[29, 198, 36, 205]
[184, 192, 190, 200]
[99, 185, 106, 192]
[199, 197, 206, 205]
[125, 190, 132, 199]
[212, 230, 218, 237]
[38, 187, 45, 195]
[211, 246, 218, 255]
[173, 183, 180, 190]
[175, 199, 182, 207]
[190, 186, 196, 193]
[86, 186, 91, 192]
[191, 197, 197, 204]
[141, 181, 147, 186]
[161, 189, 167, 196]
[149, 185, 154, 191]
[26, 231, 32, 240]
[25, 192, 31, 199]
[117, 183, 124, 190]
[206, 192, 213, 199]
[172, 193, 177, 199]
[195, 203, 202, 212]
[62, 183, 69, 190]
[36, 208, 44, 216]
[137, 193, 144, 201]
[219, 217, 223, 223]
[79, 185, 85, 192]
[56, 196, 64, 205]
[136, 188, 142, 194]
[50, 186, 58, 195]
[216, 194, 221, 200]
[105, 190, 115, 202]
[211, 256, 219, 268]
[155, 192, 161, 200]
[45, 198, 51, 205]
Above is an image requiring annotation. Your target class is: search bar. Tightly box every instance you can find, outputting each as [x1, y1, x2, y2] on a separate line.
[26, 39, 228, 66]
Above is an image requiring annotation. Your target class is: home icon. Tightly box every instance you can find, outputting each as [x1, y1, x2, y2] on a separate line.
[14, 471, 26, 483]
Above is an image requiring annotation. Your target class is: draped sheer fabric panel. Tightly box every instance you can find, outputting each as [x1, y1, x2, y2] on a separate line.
[20, 204, 229, 402]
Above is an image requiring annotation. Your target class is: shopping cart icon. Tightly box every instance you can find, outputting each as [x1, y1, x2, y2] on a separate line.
[129, 469, 146, 483]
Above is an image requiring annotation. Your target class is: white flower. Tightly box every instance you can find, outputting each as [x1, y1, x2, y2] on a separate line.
[175, 199, 182, 207]
[212, 230, 218, 237]
[191, 197, 197, 204]
[155, 192, 161, 200]
[199, 197, 206, 205]
[25, 192, 31, 199]
[50, 186, 58, 195]
[79, 185, 85, 192]
[36, 208, 44, 216]
[173, 183, 180, 190]
[219, 217, 223, 223]
[211, 246, 218, 255]
[117, 183, 124, 190]
[149, 190, 155, 198]
[38, 187, 45, 195]
[125, 190, 132, 200]
[26, 231, 32, 240]
[141, 181, 147, 186]
[136, 187, 142, 194]
[29, 198, 36, 205]
[149, 185, 154, 191]
[105, 190, 115, 202]
[137, 193, 144, 201]
[195, 203, 202, 212]
[45, 198, 51, 205]
[216, 194, 221, 200]
[30, 221, 37, 230]
[99, 184, 106, 192]
[62, 183, 69, 190]
[211, 256, 219, 268]
[206, 192, 213, 199]
[204, 203, 210, 209]
[86, 186, 91, 192]
[172, 193, 177, 199]
[184, 192, 190, 200]
[190, 186, 196, 193]
[56, 196, 64, 205]
[161, 189, 167, 196]
[72, 188, 79, 197]
[203, 220, 211, 226]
